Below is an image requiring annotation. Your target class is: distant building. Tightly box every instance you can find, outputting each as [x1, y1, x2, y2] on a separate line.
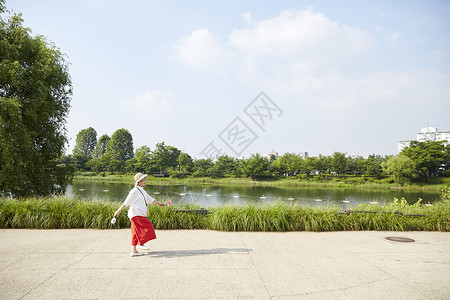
[299, 152, 309, 158]
[264, 152, 279, 160]
[350, 152, 360, 159]
[398, 126, 450, 153]
[398, 140, 412, 153]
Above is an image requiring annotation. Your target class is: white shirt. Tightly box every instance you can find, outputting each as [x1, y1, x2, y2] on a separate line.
[123, 186, 155, 219]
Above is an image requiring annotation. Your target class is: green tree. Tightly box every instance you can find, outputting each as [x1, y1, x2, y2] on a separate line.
[331, 152, 347, 178]
[177, 152, 194, 174]
[72, 127, 97, 158]
[302, 156, 318, 178]
[72, 127, 97, 170]
[401, 141, 449, 178]
[126, 145, 152, 173]
[167, 145, 182, 170]
[316, 154, 331, 175]
[0, 3, 73, 196]
[213, 155, 238, 177]
[192, 159, 214, 177]
[92, 134, 110, 159]
[381, 155, 416, 185]
[272, 153, 302, 176]
[365, 154, 384, 177]
[135, 145, 152, 172]
[150, 142, 181, 173]
[347, 156, 366, 176]
[239, 153, 270, 180]
[105, 129, 134, 168]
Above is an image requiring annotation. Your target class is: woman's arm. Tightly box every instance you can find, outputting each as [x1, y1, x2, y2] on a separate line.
[152, 200, 167, 207]
[114, 204, 127, 217]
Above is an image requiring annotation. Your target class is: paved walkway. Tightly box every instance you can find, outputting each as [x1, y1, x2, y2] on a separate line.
[0, 229, 449, 299]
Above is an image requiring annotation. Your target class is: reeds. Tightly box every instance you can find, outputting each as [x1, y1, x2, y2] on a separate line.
[1, 196, 448, 231]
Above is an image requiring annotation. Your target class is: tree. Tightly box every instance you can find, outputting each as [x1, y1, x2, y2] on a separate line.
[272, 153, 302, 176]
[92, 134, 110, 159]
[331, 152, 347, 178]
[151, 142, 181, 173]
[381, 155, 416, 185]
[72, 127, 97, 158]
[132, 145, 152, 173]
[365, 154, 384, 177]
[178, 152, 194, 174]
[192, 159, 214, 177]
[316, 154, 331, 175]
[239, 153, 270, 180]
[0, 3, 73, 196]
[302, 156, 318, 177]
[347, 156, 366, 176]
[105, 129, 134, 168]
[401, 141, 449, 178]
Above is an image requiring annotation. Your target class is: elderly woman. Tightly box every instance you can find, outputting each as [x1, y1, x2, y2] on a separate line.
[114, 173, 167, 257]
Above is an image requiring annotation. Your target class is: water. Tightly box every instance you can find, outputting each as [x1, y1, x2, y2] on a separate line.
[66, 181, 440, 209]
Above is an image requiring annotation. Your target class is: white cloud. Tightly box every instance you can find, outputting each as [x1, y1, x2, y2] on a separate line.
[171, 7, 450, 137]
[122, 89, 171, 116]
[229, 8, 374, 67]
[173, 29, 225, 68]
[174, 8, 374, 76]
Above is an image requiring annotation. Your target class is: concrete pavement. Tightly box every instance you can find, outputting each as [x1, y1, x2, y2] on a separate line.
[0, 229, 449, 299]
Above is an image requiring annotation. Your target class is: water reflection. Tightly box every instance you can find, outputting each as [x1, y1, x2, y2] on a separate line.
[66, 181, 440, 209]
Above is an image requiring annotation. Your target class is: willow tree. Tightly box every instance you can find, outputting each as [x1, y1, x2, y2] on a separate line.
[0, 1, 73, 196]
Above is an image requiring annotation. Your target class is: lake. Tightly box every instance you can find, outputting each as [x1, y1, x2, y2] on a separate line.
[66, 181, 440, 209]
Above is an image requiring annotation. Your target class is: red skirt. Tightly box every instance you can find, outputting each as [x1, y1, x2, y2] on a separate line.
[130, 216, 156, 246]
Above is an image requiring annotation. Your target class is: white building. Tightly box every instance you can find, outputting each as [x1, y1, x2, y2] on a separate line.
[264, 152, 279, 160]
[398, 126, 450, 153]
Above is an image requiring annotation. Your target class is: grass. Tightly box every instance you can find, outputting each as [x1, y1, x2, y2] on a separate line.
[1, 195, 449, 231]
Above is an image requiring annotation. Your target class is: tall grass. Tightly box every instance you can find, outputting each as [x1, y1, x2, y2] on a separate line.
[1, 196, 449, 231]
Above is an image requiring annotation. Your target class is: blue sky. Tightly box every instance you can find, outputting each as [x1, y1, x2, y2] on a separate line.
[7, 0, 450, 158]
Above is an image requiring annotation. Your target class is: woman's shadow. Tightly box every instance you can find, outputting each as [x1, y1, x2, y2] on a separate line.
[146, 248, 252, 258]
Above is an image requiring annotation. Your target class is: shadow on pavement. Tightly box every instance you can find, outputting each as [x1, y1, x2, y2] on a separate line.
[147, 248, 252, 258]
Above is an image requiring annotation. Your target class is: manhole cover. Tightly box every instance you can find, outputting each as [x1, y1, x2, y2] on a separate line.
[385, 237, 415, 243]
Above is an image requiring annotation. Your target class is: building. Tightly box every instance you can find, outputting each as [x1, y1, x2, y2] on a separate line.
[264, 152, 279, 160]
[398, 126, 450, 153]
[299, 152, 309, 159]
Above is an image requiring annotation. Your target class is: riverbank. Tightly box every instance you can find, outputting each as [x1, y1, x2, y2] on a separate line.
[1, 196, 449, 231]
[74, 173, 450, 192]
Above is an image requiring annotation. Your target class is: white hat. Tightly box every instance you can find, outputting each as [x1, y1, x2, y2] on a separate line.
[134, 173, 148, 185]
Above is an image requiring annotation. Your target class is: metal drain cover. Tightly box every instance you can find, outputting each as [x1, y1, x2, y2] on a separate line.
[385, 237, 415, 243]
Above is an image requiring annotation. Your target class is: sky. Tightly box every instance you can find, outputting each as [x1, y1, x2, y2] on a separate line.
[6, 0, 450, 159]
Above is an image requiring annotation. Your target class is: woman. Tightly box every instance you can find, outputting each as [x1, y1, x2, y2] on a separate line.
[114, 172, 167, 257]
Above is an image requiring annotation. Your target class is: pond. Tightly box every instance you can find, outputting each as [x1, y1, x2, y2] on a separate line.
[66, 181, 441, 210]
